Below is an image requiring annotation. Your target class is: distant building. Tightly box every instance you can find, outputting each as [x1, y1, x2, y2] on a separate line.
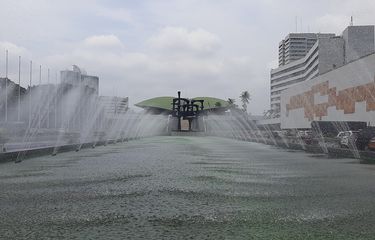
[99, 96, 129, 115]
[60, 65, 99, 95]
[97, 96, 129, 131]
[0, 78, 27, 122]
[278, 33, 335, 66]
[342, 25, 375, 63]
[270, 25, 375, 116]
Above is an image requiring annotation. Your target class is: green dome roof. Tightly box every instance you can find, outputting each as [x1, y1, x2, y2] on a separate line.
[135, 96, 229, 112]
[192, 97, 229, 109]
[135, 97, 174, 111]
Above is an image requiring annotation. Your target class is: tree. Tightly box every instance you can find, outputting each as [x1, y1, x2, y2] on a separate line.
[240, 90, 251, 113]
[214, 101, 222, 107]
[227, 98, 235, 105]
[227, 98, 236, 108]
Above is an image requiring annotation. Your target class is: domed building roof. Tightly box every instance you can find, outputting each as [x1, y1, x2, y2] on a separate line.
[135, 96, 229, 114]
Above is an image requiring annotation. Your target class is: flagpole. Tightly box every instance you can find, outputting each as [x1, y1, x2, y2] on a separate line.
[5, 50, 8, 122]
[47, 68, 50, 129]
[29, 60, 32, 128]
[38, 65, 41, 129]
[18, 56, 21, 122]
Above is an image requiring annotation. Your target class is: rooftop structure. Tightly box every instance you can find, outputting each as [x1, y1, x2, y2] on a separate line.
[279, 33, 335, 66]
[60, 65, 99, 95]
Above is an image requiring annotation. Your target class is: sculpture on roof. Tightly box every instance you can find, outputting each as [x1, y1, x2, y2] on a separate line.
[172, 91, 205, 131]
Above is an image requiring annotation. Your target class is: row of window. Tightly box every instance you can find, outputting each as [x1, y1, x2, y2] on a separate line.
[271, 45, 319, 78]
[288, 50, 308, 53]
[271, 90, 282, 96]
[288, 45, 309, 49]
[272, 54, 319, 84]
[271, 103, 280, 109]
[270, 65, 319, 90]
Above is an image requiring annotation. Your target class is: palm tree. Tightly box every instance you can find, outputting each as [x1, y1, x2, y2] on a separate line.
[240, 90, 251, 113]
[227, 98, 235, 105]
[227, 98, 236, 108]
[227, 98, 241, 111]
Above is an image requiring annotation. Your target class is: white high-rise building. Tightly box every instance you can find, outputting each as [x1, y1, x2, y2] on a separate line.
[270, 25, 375, 116]
[278, 33, 335, 66]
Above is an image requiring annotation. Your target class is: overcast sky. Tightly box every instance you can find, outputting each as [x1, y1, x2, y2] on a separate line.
[0, 0, 374, 114]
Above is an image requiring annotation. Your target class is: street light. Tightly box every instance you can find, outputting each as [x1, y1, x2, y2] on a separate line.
[5, 50, 8, 122]
[28, 61, 32, 128]
[18, 56, 21, 122]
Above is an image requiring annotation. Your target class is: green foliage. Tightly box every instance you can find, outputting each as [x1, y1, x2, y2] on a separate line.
[227, 98, 235, 105]
[240, 90, 251, 113]
[227, 98, 238, 109]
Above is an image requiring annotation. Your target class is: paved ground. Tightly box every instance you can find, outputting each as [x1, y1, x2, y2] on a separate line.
[1, 136, 375, 239]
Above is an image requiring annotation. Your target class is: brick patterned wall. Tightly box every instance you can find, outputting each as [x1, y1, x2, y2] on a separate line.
[286, 77, 375, 121]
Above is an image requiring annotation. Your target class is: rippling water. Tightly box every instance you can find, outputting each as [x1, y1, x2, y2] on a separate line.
[1, 136, 375, 239]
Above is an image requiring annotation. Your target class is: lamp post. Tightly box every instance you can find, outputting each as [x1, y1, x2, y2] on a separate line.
[38, 65, 41, 129]
[28, 61, 32, 128]
[47, 68, 50, 129]
[17, 56, 21, 122]
[54, 71, 57, 129]
[5, 50, 8, 122]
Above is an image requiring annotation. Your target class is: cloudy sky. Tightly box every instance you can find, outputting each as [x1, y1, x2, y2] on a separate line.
[0, 0, 374, 114]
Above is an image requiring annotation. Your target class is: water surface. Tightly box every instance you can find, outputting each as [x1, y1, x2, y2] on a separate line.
[1, 136, 375, 239]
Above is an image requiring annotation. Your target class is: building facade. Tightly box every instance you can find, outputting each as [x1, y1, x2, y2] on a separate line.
[0, 78, 27, 123]
[60, 65, 99, 95]
[99, 96, 129, 116]
[278, 33, 335, 66]
[270, 25, 375, 116]
[281, 52, 375, 129]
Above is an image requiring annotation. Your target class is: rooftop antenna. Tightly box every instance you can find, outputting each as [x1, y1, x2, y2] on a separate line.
[350, 16, 354, 26]
[295, 16, 297, 32]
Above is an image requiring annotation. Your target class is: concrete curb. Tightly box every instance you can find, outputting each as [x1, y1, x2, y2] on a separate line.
[244, 138, 375, 163]
[0, 139, 137, 164]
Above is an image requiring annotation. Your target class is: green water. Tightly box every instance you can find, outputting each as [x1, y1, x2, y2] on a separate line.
[1, 137, 374, 239]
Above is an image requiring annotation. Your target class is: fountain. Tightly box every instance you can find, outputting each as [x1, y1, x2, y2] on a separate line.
[0, 49, 374, 164]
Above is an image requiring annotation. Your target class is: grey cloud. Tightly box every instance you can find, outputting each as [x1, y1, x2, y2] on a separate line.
[40, 29, 256, 111]
[1, 0, 374, 114]
[148, 27, 221, 57]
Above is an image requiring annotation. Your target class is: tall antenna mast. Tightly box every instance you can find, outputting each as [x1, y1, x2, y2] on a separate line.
[350, 16, 354, 26]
